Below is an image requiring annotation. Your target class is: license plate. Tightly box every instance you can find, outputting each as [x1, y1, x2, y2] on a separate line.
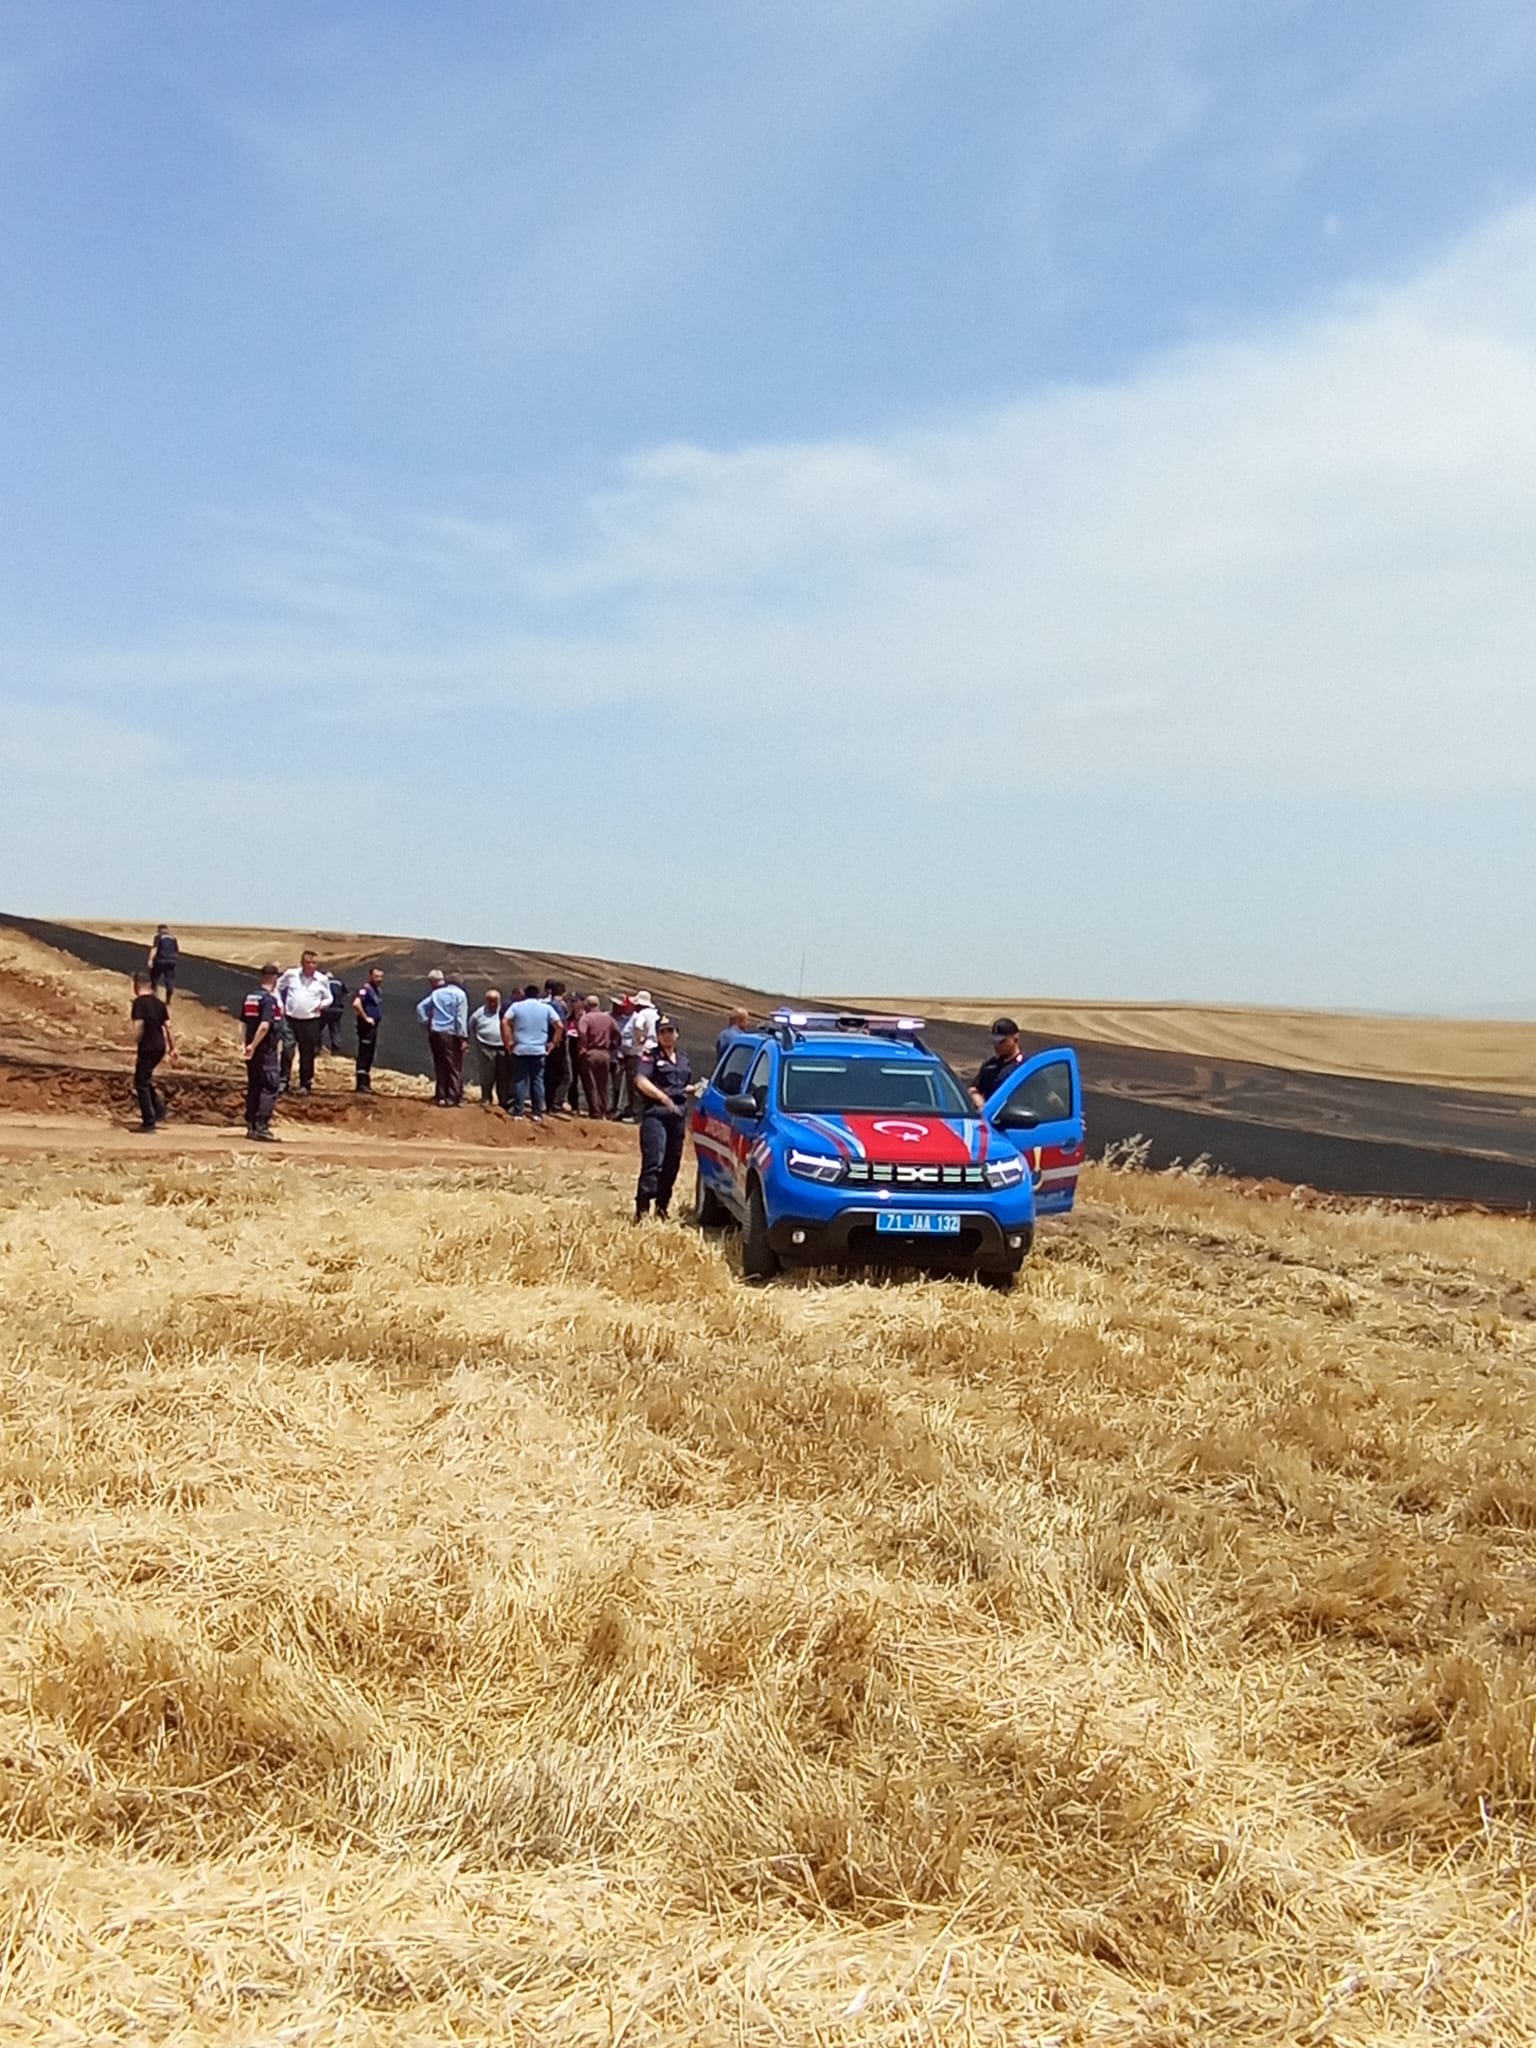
[875, 1210, 962, 1236]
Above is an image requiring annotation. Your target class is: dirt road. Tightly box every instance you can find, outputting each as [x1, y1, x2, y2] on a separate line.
[0, 1108, 632, 1172]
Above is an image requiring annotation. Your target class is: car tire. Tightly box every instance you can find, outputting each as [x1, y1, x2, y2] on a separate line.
[977, 1265, 1018, 1293]
[741, 1179, 781, 1283]
[695, 1168, 731, 1229]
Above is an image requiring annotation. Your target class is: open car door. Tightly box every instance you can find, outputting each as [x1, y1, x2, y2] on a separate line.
[983, 1046, 1086, 1215]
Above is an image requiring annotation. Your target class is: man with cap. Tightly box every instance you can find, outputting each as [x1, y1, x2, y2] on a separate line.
[970, 1018, 1027, 1108]
[242, 963, 284, 1141]
[352, 967, 384, 1093]
[633, 1017, 694, 1220]
[416, 969, 469, 1107]
[620, 990, 658, 1121]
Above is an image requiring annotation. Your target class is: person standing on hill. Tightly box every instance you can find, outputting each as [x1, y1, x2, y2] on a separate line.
[609, 996, 634, 1116]
[129, 971, 176, 1131]
[147, 925, 179, 1003]
[576, 994, 620, 1118]
[633, 1017, 693, 1220]
[322, 972, 348, 1054]
[543, 979, 572, 1114]
[241, 963, 283, 1142]
[620, 991, 658, 1121]
[502, 982, 563, 1122]
[468, 988, 506, 1107]
[416, 969, 469, 1107]
[352, 967, 384, 1093]
[715, 1006, 751, 1065]
[276, 952, 330, 1095]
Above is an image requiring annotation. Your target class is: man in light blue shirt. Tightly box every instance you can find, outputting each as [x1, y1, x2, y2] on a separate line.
[416, 969, 469, 1107]
[501, 982, 564, 1121]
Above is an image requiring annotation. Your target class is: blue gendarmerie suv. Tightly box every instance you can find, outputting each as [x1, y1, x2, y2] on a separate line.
[689, 1011, 1084, 1287]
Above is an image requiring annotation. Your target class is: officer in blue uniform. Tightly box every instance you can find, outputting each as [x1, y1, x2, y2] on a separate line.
[242, 964, 284, 1142]
[352, 967, 384, 1092]
[633, 1017, 693, 1220]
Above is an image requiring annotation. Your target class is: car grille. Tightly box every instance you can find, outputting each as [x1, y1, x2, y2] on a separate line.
[843, 1161, 988, 1187]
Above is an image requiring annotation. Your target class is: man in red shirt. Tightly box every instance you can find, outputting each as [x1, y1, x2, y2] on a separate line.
[575, 995, 621, 1119]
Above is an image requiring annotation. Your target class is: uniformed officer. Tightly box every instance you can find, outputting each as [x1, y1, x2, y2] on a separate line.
[242, 963, 284, 1142]
[147, 923, 180, 1003]
[633, 1017, 693, 1220]
[352, 967, 384, 1093]
[970, 1016, 1026, 1108]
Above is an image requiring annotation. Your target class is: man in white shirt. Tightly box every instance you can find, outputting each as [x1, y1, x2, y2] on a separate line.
[619, 991, 659, 1122]
[276, 951, 331, 1094]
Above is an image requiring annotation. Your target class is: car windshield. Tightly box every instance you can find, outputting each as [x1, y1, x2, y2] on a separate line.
[781, 1055, 972, 1117]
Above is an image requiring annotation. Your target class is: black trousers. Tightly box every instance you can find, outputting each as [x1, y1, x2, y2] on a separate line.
[134, 1049, 166, 1127]
[245, 1052, 279, 1131]
[153, 967, 176, 1004]
[322, 1007, 345, 1052]
[545, 1041, 570, 1112]
[289, 1016, 322, 1090]
[579, 1051, 610, 1119]
[429, 1031, 465, 1106]
[636, 1110, 685, 1215]
[355, 1023, 378, 1090]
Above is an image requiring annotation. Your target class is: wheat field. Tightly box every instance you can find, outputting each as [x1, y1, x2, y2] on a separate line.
[2, 1152, 1534, 2042]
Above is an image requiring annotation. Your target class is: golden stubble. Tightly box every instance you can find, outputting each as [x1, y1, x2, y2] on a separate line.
[1, 1156, 1534, 2042]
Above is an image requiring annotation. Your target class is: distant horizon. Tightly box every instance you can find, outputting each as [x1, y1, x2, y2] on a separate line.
[22, 907, 1536, 1026]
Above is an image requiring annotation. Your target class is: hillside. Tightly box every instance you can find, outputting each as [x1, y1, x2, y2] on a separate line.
[2, 1150, 1534, 2040]
[873, 995, 1536, 1099]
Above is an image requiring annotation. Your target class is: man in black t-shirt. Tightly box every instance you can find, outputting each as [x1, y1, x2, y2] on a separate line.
[971, 1017, 1026, 1109]
[129, 972, 177, 1131]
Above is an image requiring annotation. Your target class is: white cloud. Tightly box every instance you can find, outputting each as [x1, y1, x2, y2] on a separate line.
[11, 197, 1536, 807]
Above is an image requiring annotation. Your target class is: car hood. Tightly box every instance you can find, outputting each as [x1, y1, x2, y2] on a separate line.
[781, 1112, 1014, 1164]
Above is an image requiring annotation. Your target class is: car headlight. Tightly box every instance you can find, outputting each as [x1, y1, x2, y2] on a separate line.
[984, 1154, 1025, 1189]
[787, 1148, 844, 1185]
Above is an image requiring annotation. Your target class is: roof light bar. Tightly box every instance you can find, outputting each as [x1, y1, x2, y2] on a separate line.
[767, 1009, 927, 1036]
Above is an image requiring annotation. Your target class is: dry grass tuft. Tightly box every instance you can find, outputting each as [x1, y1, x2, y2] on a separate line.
[1, 1152, 1535, 2039]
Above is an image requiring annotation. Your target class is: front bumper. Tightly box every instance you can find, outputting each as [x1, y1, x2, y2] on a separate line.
[765, 1205, 1032, 1268]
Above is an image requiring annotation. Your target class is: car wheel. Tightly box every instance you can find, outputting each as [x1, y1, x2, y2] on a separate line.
[695, 1167, 731, 1229]
[977, 1265, 1018, 1293]
[741, 1179, 781, 1283]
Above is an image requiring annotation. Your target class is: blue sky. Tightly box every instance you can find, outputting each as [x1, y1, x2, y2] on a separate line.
[3, 0, 1535, 1008]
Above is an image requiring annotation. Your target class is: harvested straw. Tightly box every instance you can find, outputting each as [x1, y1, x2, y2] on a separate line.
[1, 1153, 1534, 2041]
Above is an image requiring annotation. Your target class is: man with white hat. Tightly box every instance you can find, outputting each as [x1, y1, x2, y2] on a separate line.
[620, 990, 659, 1122]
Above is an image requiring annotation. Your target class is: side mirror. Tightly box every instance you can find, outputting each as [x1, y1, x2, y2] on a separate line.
[725, 1091, 760, 1118]
[995, 1105, 1039, 1131]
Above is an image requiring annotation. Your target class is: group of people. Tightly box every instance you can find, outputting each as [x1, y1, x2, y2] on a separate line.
[132, 926, 745, 1218]
[415, 973, 689, 1125]
[233, 953, 714, 1216]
